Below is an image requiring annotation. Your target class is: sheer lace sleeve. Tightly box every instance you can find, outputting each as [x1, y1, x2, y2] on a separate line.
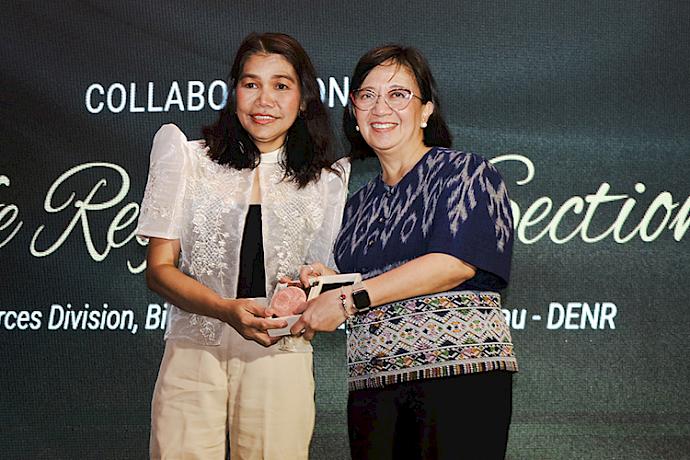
[135, 124, 190, 240]
[306, 158, 351, 270]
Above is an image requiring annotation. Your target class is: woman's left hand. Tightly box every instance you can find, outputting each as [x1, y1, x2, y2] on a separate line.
[277, 262, 334, 289]
[290, 287, 350, 341]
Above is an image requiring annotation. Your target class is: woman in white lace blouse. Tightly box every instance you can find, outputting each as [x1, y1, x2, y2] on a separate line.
[136, 33, 349, 459]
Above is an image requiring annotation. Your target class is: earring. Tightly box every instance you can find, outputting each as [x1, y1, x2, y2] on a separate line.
[421, 121, 428, 128]
[355, 125, 360, 132]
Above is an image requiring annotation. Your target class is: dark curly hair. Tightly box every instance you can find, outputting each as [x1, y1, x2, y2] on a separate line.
[343, 44, 452, 160]
[203, 32, 337, 187]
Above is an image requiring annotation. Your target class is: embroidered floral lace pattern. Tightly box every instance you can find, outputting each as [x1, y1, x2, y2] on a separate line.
[136, 124, 349, 346]
[265, 167, 325, 282]
[140, 158, 172, 222]
[186, 158, 243, 281]
[347, 291, 517, 390]
[168, 155, 248, 345]
[185, 313, 219, 345]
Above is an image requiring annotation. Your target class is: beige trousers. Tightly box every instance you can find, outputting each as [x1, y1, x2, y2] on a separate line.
[150, 324, 315, 460]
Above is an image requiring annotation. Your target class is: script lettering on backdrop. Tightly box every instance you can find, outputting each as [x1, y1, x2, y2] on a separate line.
[0, 175, 23, 248]
[2, 154, 687, 273]
[490, 154, 690, 243]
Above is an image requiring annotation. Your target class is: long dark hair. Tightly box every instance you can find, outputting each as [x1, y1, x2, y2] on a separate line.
[343, 44, 452, 159]
[203, 32, 336, 187]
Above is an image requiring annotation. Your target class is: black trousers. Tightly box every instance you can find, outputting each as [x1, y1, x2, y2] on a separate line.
[347, 371, 513, 460]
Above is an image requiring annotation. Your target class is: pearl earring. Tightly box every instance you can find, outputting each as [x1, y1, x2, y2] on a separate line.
[421, 121, 428, 128]
[355, 125, 360, 132]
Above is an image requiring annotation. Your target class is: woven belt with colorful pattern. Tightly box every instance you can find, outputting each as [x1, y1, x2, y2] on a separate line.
[347, 290, 517, 391]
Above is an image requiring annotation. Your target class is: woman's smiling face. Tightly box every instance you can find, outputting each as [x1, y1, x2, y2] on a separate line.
[235, 53, 302, 152]
[353, 61, 433, 157]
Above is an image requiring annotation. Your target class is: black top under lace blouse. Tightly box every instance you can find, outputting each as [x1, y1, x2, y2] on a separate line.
[236, 205, 266, 298]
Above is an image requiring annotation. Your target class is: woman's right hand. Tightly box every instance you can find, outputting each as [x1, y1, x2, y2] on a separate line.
[290, 286, 352, 341]
[220, 298, 286, 347]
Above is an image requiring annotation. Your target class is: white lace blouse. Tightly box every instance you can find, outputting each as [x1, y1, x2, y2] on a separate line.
[136, 124, 350, 345]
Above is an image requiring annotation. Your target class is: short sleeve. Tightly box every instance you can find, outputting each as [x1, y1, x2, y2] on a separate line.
[135, 124, 190, 240]
[426, 157, 514, 286]
[306, 158, 351, 269]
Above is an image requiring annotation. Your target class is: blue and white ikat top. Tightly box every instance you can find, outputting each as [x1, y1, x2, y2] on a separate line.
[334, 147, 517, 390]
[335, 147, 513, 289]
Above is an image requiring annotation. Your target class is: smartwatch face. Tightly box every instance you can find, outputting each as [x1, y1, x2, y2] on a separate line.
[352, 288, 370, 310]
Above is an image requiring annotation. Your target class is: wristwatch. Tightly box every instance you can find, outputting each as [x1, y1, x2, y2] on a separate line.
[351, 281, 371, 312]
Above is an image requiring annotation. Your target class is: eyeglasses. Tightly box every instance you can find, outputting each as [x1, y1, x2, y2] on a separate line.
[350, 88, 423, 111]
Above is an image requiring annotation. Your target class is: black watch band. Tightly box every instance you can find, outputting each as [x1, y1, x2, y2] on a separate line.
[351, 281, 371, 312]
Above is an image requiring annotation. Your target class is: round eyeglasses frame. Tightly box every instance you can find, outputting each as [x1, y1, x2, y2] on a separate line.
[350, 88, 423, 111]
